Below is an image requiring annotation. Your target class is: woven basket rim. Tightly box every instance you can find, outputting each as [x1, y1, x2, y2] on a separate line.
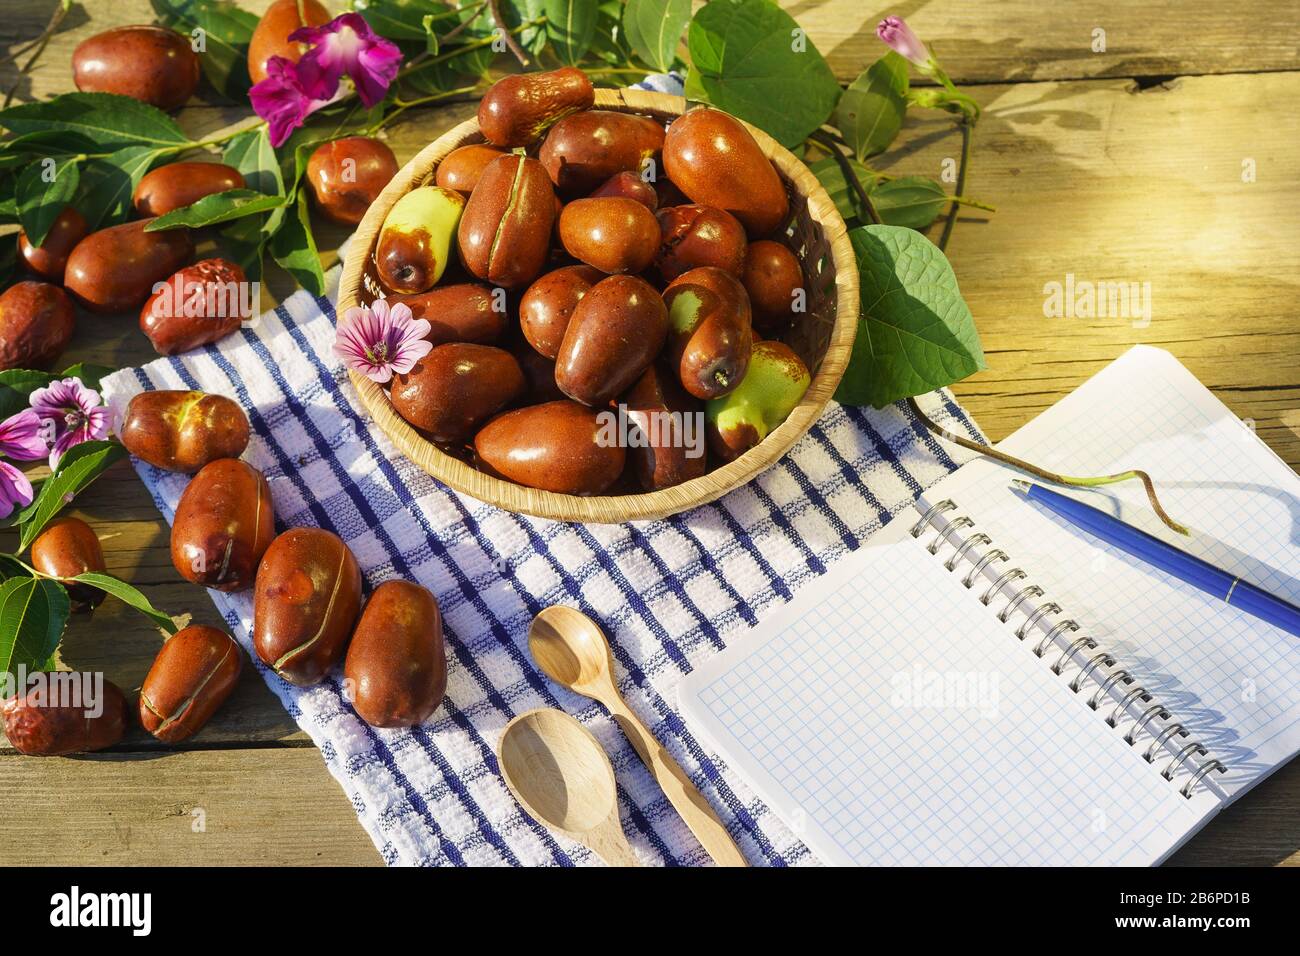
[337, 87, 859, 523]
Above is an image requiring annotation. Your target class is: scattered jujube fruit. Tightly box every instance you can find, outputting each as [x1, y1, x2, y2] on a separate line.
[139, 625, 243, 744]
[72, 26, 199, 111]
[306, 137, 399, 226]
[344, 581, 447, 728]
[0, 281, 75, 371]
[64, 219, 194, 314]
[119, 390, 250, 474]
[30, 517, 107, 613]
[140, 258, 249, 356]
[1, 678, 129, 756]
[133, 162, 246, 218]
[17, 207, 88, 282]
[171, 458, 275, 593]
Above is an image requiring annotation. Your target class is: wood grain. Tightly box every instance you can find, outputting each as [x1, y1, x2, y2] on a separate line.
[1, 0, 1297, 867]
[3, 1, 1299, 91]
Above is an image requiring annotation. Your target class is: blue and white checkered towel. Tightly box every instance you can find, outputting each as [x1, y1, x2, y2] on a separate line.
[101, 263, 984, 866]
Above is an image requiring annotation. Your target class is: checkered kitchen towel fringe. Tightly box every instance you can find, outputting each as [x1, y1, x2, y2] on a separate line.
[102, 266, 985, 867]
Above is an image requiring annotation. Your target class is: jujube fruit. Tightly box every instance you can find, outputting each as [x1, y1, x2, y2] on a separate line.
[72, 26, 199, 111]
[119, 390, 250, 473]
[344, 581, 447, 728]
[0, 282, 75, 371]
[743, 240, 804, 332]
[519, 264, 602, 359]
[664, 267, 754, 400]
[477, 66, 595, 147]
[706, 341, 811, 462]
[306, 137, 399, 226]
[171, 458, 275, 593]
[140, 258, 249, 356]
[375, 185, 465, 294]
[248, 0, 331, 84]
[435, 144, 507, 195]
[30, 517, 107, 612]
[64, 219, 194, 314]
[474, 401, 626, 495]
[555, 274, 669, 407]
[2, 678, 129, 756]
[558, 197, 660, 275]
[134, 162, 246, 217]
[539, 110, 665, 196]
[139, 625, 243, 743]
[17, 207, 88, 281]
[457, 154, 556, 288]
[656, 204, 747, 281]
[391, 344, 525, 444]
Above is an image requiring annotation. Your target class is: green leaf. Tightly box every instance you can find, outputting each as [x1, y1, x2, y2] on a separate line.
[356, 0, 458, 40]
[67, 572, 178, 634]
[0, 369, 55, 420]
[152, 0, 260, 101]
[836, 52, 908, 161]
[544, 0, 598, 65]
[835, 225, 985, 408]
[17, 441, 128, 551]
[0, 555, 27, 584]
[870, 176, 949, 229]
[623, 0, 689, 71]
[684, 0, 840, 148]
[0, 92, 189, 150]
[222, 126, 284, 200]
[0, 577, 69, 678]
[76, 145, 162, 229]
[16, 156, 80, 247]
[270, 189, 325, 296]
[809, 155, 879, 223]
[57, 363, 115, 392]
[145, 188, 288, 231]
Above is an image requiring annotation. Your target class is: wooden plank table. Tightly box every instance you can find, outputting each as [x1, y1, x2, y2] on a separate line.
[2, 0, 1297, 866]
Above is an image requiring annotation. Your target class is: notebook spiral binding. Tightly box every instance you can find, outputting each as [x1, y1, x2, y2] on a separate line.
[910, 498, 1228, 799]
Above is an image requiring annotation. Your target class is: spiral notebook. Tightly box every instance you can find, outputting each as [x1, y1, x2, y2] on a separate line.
[679, 346, 1300, 865]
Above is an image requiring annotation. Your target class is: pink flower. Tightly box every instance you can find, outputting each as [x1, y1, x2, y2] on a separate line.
[877, 16, 930, 68]
[0, 461, 33, 519]
[333, 299, 432, 384]
[250, 56, 332, 148]
[29, 377, 110, 470]
[0, 409, 50, 461]
[290, 13, 402, 108]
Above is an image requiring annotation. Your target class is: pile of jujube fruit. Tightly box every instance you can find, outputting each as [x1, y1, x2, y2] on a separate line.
[369, 67, 813, 497]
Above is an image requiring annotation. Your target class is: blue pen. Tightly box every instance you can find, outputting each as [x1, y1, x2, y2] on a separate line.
[1012, 480, 1300, 640]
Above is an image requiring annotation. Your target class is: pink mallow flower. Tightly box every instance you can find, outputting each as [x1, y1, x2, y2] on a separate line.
[0, 461, 33, 519]
[877, 16, 931, 68]
[333, 298, 432, 384]
[290, 13, 402, 108]
[250, 56, 333, 147]
[0, 409, 51, 461]
[29, 377, 110, 470]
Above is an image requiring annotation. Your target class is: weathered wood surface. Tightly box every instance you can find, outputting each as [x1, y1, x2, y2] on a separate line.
[1, 1, 1298, 866]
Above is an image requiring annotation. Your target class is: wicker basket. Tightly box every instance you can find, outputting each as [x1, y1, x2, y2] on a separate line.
[336, 88, 858, 523]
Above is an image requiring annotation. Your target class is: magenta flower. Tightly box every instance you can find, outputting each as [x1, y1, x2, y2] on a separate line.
[0, 409, 50, 461]
[0, 461, 33, 519]
[29, 378, 110, 470]
[290, 13, 402, 108]
[250, 56, 333, 148]
[333, 299, 432, 384]
[877, 16, 931, 68]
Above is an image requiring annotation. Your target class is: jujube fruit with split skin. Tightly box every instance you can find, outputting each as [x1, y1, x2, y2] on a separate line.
[345, 581, 447, 728]
[140, 258, 249, 356]
[474, 400, 626, 495]
[519, 264, 602, 359]
[248, 0, 331, 84]
[664, 267, 754, 400]
[656, 204, 747, 282]
[306, 137, 399, 226]
[391, 344, 525, 444]
[119, 390, 250, 473]
[17, 207, 88, 281]
[376, 185, 466, 294]
[253, 528, 363, 686]
[0, 281, 75, 371]
[457, 154, 556, 288]
[139, 625, 243, 743]
[477, 66, 595, 148]
[663, 109, 789, 237]
[72, 26, 199, 111]
[539, 110, 665, 196]
[133, 162, 246, 217]
[171, 458, 275, 593]
[64, 219, 194, 314]
[558, 197, 660, 275]
[706, 341, 811, 462]
[30, 517, 107, 613]
[2, 678, 130, 756]
[555, 274, 669, 407]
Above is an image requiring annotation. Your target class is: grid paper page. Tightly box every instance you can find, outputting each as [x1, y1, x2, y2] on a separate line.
[927, 346, 1300, 797]
[679, 515, 1213, 866]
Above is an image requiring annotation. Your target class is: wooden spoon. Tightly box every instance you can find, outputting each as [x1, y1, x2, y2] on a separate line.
[497, 708, 639, 867]
[529, 605, 748, 867]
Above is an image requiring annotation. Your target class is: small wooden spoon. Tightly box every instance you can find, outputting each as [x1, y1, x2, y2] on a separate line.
[529, 605, 748, 867]
[497, 708, 639, 867]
